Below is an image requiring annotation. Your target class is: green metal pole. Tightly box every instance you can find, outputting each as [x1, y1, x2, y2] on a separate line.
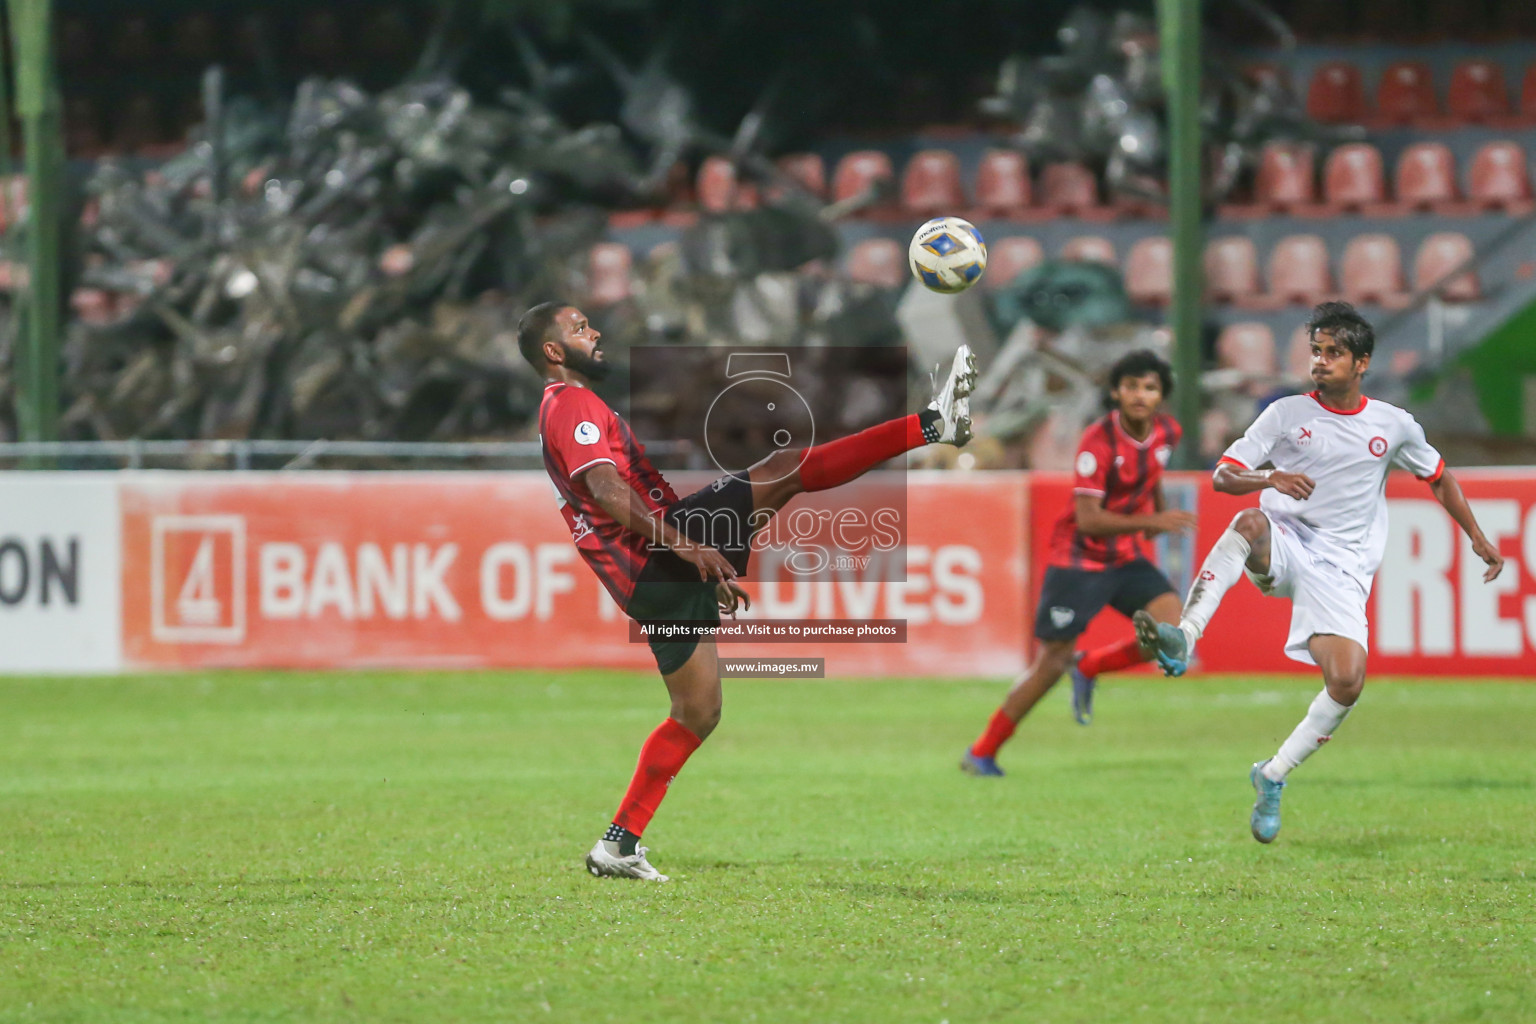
[1159, 0, 1204, 468]
[9, 0, 60, 446]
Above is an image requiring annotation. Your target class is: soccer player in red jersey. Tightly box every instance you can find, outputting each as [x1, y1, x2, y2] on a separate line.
[961, 350, 1196, 776]
[522, 302, 977, 880]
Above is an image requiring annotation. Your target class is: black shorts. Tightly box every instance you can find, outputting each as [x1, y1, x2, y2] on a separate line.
[1033, 558, 1176, 642]
[628, 475, 758, 675]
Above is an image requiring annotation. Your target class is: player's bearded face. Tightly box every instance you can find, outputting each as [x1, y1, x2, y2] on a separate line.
[559, 340, 610, 381]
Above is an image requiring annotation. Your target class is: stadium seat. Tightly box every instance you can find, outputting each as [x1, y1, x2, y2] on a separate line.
[1469, 142, 1535, 213]
[1258, 142, 1318, 212]
[1375, 62, 1440, 126]
[983, 236, 1044, 289]
[1038, 162, 1103, 217]
[1414, 232, 1481, 301]
[973, 149, 1032, 218]
[1203, 236, 1263, 305]
[587, 243, 633, 306]
[831, 150, 895, 206]
[1267, 235, 1333, 306]
[1125, 236, 1172, 306]
[1059, 235, 1117, 265]
[1216, 323, 1277, 376]
[901, 149, 965, 215]
[697, 156, 739, 213]
[1394, 143, 1469, 213]
[1321, 143, 1388, 213]
[846, 237, 906, 289]
[1307, 62, 1367, 123]
[1285, 323, 1315, 383]
[1449, 60, 1510, 123]
[775, 153, 826, 200]
[1340, 233, 1409, 307]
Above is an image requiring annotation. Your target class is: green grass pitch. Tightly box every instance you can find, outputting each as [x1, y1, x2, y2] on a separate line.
[0, 671, 1532, 1023]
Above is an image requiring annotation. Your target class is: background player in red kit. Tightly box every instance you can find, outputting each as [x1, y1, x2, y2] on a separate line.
[961, 350, 1196, 776]
[522, 301, 977, 880]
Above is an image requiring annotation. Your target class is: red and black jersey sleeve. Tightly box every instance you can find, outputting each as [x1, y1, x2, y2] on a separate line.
[541, 385, 620, 485]
[1071, 421, 1115, 498]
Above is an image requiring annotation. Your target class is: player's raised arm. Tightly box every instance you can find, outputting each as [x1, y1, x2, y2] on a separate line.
[1427, 469, 1504, 582]
[581, 462, 737, 582]
[1212, 461, 1316, 500]
[1073, 495, 1196, 538]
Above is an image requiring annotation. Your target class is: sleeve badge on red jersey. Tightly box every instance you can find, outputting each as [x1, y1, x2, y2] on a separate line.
[1076, 450, 1097, 477]
[574, 421, 602, 445]
[1155, 445, 1171, 466]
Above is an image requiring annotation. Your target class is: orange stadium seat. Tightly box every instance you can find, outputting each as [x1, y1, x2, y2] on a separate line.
[1252, 142, 1317, 212]
[587, 243, 633, 306]
[1340, 233, 1408, 307]
[1059, 235, 1117, 265]
[1216, 323, 1277, 376]
[1376, 62, 1440, 125]
[1307, 62, 1367, 123]
[1414, 232, 1481, 301]
[831, 150, 895, 206]
[1038, 162, 1101, 216]
[1125, 236, 1172, 306]
[1267, 234, 1334, 306]
[1394, 143, 1466, 213]
[775, 153, 826, 200]
[973, 149, 1032, 217]
[1322, 143, 1388, 212]
[1203, 236, 1262, 305]
[1468, 141, 1535, 213]
[1448, 60, 1511, 123]
[901, 149, 965, 215]
[697, 156, 739, 213]
[983, 236, 1044, 289]
[846, 237, 906, 289]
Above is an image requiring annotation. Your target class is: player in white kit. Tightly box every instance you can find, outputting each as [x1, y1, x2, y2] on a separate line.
[1136, 302, 1505, 843]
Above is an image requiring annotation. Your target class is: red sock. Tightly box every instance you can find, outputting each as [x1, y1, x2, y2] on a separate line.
[799, 414, 931, 492]
[1078, 636, 1145, 678]
[612, 718, 703, 836]
[970, 708, 1017, 759]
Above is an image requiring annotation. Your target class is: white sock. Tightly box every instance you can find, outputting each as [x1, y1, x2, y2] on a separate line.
[1263, 689, 1353, 782]
[1179, 528, 1252, 647]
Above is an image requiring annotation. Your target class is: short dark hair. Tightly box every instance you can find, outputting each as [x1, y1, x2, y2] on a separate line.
[1306, 301, 1374, 360]
[1106, 349, 1173, 401]
[517, 301, 570, 371]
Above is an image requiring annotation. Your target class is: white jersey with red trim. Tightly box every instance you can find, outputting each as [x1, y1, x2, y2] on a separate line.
[1220, 391, 1443, 586]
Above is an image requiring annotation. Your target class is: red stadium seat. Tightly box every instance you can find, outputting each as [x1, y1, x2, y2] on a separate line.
[1468, 141, 1535, 213]
[1125, 236, 1172, 306]
[1322, 143, 1388, 212]
[1394, 143, 1466, 213]
[1285, 324, 1315, 383]
[697, 156, 739, 213]
[1059, 235, 1117, 265]
[1307, 62, 1367, 123]
[1448, 60, 1511, 123]
[901, 149, 965, 215]
[1267, 235, 1333, 306]
[587, 243, 633, 306]
[983, 236, 1044, 289]
[1253, 142, 1317, 212]
[845, 237, 906, 289]
[831, 150, 895, 206]
[973, 149, 1032, 217]
[1203, 236, 1262, 305]
[1375, 62, 1439, 125]
[1414, 232, 1481, 301]
[1038, 162, 1101, 215]
[775, 153, 826, 200]
[1216, 323, 1277, 376]
[1340, 233, 1408, 307]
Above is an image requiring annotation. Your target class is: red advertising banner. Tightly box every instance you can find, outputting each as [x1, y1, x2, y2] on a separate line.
[120, 471, 1031, 677]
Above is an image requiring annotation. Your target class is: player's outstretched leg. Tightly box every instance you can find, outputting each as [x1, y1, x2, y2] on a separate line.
[1070, 591, 1182, 725]
[1249, 635, 1364, 843]
[963, 638, 1077, 774]
[1138, 509, 1271, 675]
[586, 641, 720, 882]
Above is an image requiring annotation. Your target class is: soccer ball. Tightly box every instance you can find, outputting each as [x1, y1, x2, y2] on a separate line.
[908, 216, 988, 294]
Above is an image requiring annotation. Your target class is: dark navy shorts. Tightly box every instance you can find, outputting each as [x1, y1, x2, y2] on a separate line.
[1033, 558, 1176, 642]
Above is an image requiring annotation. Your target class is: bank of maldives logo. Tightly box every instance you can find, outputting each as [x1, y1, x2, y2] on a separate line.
[151, 515, 246, 643]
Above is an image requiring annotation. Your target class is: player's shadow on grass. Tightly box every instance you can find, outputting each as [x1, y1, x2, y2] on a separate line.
[812, 880, 1011, 905]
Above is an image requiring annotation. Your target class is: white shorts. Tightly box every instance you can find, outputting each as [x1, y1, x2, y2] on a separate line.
[1245, 513, 1370, 666]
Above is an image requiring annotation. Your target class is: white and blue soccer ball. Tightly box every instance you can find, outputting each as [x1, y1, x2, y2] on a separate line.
[908, 216, 988, 294]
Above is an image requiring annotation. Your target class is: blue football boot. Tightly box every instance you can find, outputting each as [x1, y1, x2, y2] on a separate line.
[1133, 610, 1190, 677]
[959, 751, 1005, 777]
[1249, 760, 1286, 844]
[1069, 652, 1095, 726]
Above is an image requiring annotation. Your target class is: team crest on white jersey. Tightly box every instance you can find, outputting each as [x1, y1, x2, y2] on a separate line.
[1368, 436, 1388, 457]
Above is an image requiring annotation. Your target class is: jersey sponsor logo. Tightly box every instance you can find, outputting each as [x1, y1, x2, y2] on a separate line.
[569, 512, 595, 543]
[1200, 569, 1216, 581]
[1075, 450, 1097, 478]
[574, 421, 602, 446]
[1296, 426, 1313, 447]
[1049, 605, 1075, 629]
[1368, 436, 1388, 457]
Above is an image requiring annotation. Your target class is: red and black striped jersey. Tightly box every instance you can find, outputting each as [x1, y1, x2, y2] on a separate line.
[539, 381, 677, 609]
[1047, 411, 1182, 571]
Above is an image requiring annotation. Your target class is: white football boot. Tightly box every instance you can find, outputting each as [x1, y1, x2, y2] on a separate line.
[585, 840, 670, 882]
[927, 344, 977, 446]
